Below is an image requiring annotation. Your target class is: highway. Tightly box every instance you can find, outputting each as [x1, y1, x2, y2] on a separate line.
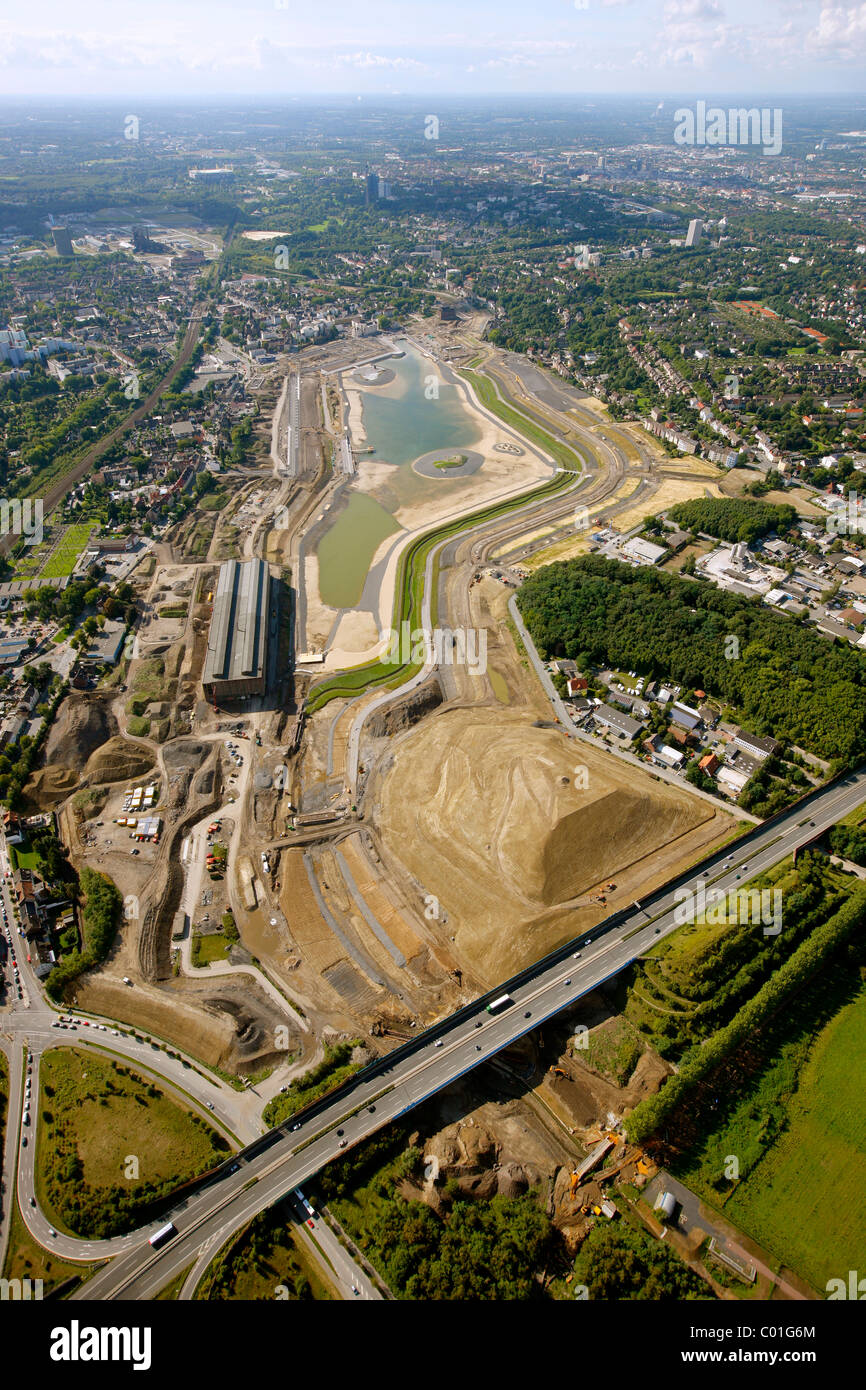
[71, 764, 866, 1300]
[5, 330, 862, 1300]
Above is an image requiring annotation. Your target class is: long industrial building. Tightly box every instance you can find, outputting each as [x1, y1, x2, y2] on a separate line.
[203, 558, 270, 703]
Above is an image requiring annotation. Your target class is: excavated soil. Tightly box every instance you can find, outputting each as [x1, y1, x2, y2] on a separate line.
[375, 706, 733, 982]
[84, 736, 156, 786]
[43, 692, 118, 773]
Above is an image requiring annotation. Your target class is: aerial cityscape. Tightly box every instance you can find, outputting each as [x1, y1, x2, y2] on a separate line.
[0, 0, 864, 1356]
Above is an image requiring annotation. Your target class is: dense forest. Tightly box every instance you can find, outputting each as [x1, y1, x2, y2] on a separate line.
[516, 555, 866, 762]
[315, 1123, 554, 1299]
[667, 497, 798, 545]
[573, 1223, 711, 1300]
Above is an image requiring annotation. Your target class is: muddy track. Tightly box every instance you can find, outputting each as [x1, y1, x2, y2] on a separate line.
[137, 760, 225, 981]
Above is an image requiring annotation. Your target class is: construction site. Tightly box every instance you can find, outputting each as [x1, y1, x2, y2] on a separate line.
[38, 314, 738, 1143]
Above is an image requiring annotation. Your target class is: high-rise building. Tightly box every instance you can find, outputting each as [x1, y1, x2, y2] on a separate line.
[52, 227, 74, 257]
[685, 218, 703, 248]
[365, 171, 379, 206]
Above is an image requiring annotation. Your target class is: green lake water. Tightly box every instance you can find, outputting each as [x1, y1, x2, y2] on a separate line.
[316, 345, 482, 610]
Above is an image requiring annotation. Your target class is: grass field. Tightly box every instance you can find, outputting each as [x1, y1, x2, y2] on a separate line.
[719, 981, 866, 1292]
[191, 932, 232, 966]
[11, 522, 93, 584]
[40, 523, 93, 579]
[667, 951, 866, 1295]
[1, 1196, 95, 1293]
[37, 1047, 230, 1238]
[8, 842, 38, 872]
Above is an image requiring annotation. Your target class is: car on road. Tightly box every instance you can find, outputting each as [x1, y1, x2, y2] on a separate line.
[29, 1197, 35, 1207]
[564, 978, 571, 986]
[339, 1139, 347, 1148]
[48, 1228, 56, 1238]
[434, 1039, 443, 1048]
[524, 1011, 531, 1018]
[206, 1102, 215, 1110]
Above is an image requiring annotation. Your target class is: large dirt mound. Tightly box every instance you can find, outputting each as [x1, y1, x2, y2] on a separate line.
[22, 765, 79, 809]
[376, 707, 731, 981]
[43, 694, 118, 774]
[85, 736, 155, 786]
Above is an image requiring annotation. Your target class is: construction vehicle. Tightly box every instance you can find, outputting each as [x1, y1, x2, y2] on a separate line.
[550, 1066, 567, 1078]
[606, 882, 617, 890]
[569, 1171, 580, 1198]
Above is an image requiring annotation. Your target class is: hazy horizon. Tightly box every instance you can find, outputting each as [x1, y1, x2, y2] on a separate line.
[0, 1, 863, 99]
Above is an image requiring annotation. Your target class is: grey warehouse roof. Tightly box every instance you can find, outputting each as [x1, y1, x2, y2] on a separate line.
[203, 558, 269, 687]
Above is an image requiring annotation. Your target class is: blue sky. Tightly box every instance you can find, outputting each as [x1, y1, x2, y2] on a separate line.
[0, 0, 864, 97]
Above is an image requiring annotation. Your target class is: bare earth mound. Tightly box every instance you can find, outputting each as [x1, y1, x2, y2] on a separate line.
[85, 736, 155, 786]
[375, 707, 733, 982]
[22, 765, 79, 809]
[43, 693, 118, 774]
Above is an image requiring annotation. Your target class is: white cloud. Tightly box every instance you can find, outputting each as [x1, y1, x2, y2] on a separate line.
[810, 3, 866, 58]
[333, 50, 425, 70]
[663, 0, 724, 18]
[483, 54, 538, 69]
